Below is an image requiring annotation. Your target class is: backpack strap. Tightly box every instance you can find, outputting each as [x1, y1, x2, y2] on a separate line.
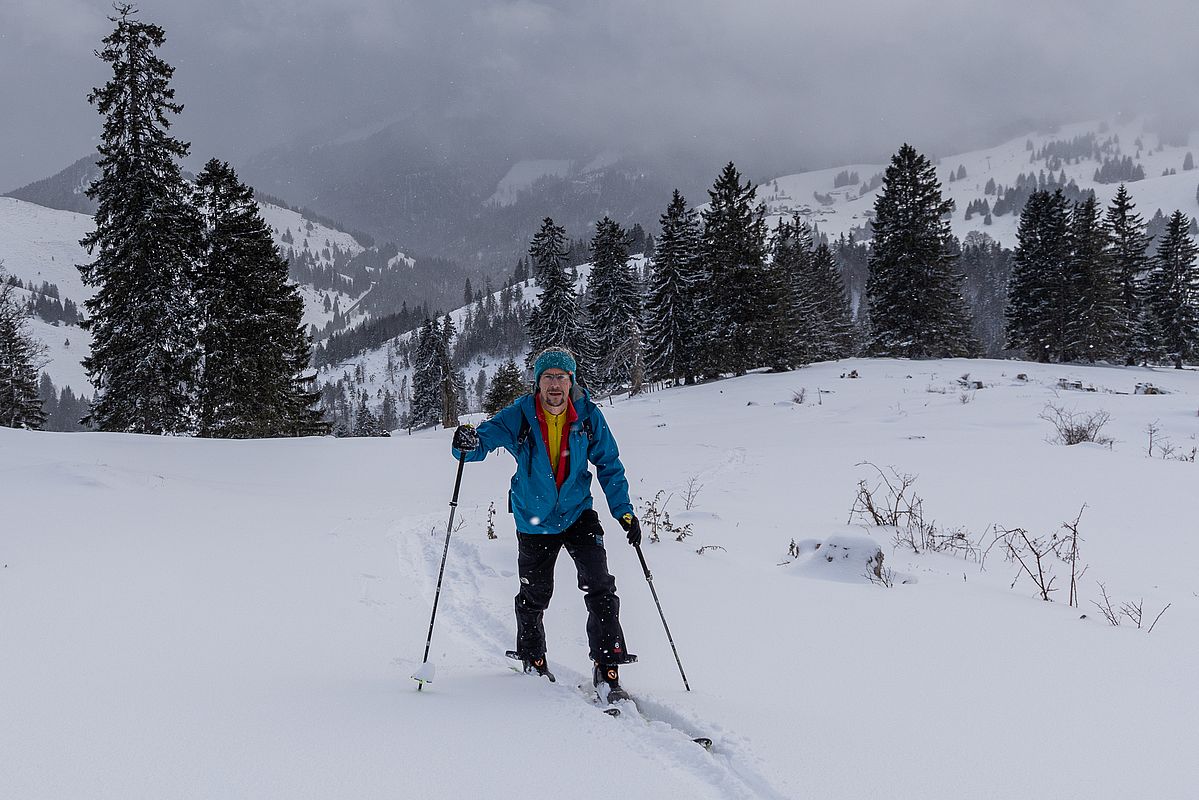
[516, 413, 531, 447]
[516, 411, 534, 476]
[577, 396, 596, 445]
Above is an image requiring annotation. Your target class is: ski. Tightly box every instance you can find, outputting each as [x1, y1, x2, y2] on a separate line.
[580, 683, 713, 751]
[503, 652, 711, 750]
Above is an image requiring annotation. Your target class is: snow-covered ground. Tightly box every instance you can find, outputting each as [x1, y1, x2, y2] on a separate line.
[4, 357, 1197, 799]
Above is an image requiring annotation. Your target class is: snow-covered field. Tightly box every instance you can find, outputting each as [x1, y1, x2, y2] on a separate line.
[3, 357, 1197, 799]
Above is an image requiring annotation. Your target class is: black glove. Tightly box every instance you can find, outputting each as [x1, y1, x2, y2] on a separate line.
[452, 423, 480, 452]
[619, 513, 642, 546]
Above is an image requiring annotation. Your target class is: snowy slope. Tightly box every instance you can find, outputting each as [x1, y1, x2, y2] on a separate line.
[0, 195, 377, 394]
[3, 357, 1198, 799]
[760, 118, 1199, 246]
[487, 159, 575, 206]
[318, 260, 618, 418]
[0, 197, 93, 305]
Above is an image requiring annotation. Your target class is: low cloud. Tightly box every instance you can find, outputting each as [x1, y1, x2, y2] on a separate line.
[3, 0, 1197, 189]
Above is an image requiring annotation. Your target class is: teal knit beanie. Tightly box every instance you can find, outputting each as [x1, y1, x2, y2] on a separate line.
[533, 347, 577, 385]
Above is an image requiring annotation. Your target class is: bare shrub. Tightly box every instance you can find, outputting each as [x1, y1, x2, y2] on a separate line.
[640, 490, 672, 543]
[849, 463, 979, 559]
[1145, 420, 1164, 457]
[1059, 506, 1086, 607]
[1092, 582, 1171, 632]
[639, 490, 694, 543]
[682, 476, 704, 510]
[849, 463, 923, 529]
[792, 388, 806, 405]
[1145, 421, 1197, 462]
[985, 505, 1088, 605]
[1039, 403, 1113, 446]
[1093, 582, 1122, 625]
[866, 564, 895, 588]
[987, 526, 1059, 601]
[486, 501, 498, 540]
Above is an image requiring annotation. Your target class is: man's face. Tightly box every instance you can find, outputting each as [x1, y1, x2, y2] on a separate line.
[538, 368, 571, 410]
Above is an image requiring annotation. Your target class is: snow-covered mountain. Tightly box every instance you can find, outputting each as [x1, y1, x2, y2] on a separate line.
[759, 118, 1199, 247]
[0, 194, 395, 395]
[4, 356, 1197, 798]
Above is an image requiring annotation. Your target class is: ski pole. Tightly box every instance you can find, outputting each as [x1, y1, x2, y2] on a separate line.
[413, 452, 467, 691]
[633, 543, 691, 692]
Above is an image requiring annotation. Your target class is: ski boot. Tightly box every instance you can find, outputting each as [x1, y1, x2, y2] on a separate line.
[505, 650, 556, 682]
[593, 662, 631, 704]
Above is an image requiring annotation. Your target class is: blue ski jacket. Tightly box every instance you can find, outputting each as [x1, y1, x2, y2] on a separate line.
[451, 388, 634, 535]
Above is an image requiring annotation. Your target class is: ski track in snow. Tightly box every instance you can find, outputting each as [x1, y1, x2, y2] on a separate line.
[392, 512, 792, 800]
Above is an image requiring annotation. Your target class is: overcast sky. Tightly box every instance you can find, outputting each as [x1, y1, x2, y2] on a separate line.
[2, 0, 1197, 191]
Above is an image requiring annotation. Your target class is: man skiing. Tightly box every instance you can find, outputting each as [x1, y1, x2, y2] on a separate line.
[450, 347, 642, 702]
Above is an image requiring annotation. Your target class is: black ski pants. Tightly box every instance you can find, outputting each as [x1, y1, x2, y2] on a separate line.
[515, 509, 629, 665]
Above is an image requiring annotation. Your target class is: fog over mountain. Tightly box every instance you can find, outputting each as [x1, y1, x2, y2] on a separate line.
[4, 0, 1198, 262]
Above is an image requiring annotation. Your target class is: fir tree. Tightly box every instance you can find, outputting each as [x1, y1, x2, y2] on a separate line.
[698, 162, 768, 376]
[529, 217, 569, 287]
[866, 144, 977, 358]
[438, 314, 461, 428]
[483, 358, 527, 416]
[808, 242, 858, 359]
[193, 159, 319, 437]
[1063, 195, 1123, 362]
[0, 272, 47, 430]
[586, 217, 641, 391]
[957, 232, 1013, 358]
[286, 325, 329, 436]
[1007, 190, 1072, 361]
[409, 318, 442, 428]
[525, 219, 593, 380]
[379, 388, 399, 431]
[1104, 185, 1154, 364]
[79, 5, 201, 434]
[644, 190, 701, 385]
[763, 217, 812, 368]
[38, 372, 59, 427]
[1146, 211, 1199, 368]
[353, 391, 387, 437]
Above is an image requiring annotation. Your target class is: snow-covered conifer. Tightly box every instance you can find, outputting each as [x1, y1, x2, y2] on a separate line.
[1063, 195, 1123, 362]
[409, 318, 443, 428]
[1146, 211, 1199, 368]
[808, 242, 858, 359]
[866, 144, 976, 358]
[1007, 189, 1072, 361]
[586, 217, 641, 392]
[698, 163, 768, 376]
[79, 5, 202, 433]
[484, 359, 527, 416]
[1104, 185, 1154, 364]
[193, 159, 320, 437]
[525, 219, 593, 380]
[0, 271, 47, 430]
[439, 315, 461, 428]
[645, 190, 702, 385]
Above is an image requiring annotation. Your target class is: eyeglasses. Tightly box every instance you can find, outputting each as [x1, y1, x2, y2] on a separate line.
[540, 373, 571, 384]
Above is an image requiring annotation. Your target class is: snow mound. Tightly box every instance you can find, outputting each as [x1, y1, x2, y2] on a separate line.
[786, 533, 885, 583]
